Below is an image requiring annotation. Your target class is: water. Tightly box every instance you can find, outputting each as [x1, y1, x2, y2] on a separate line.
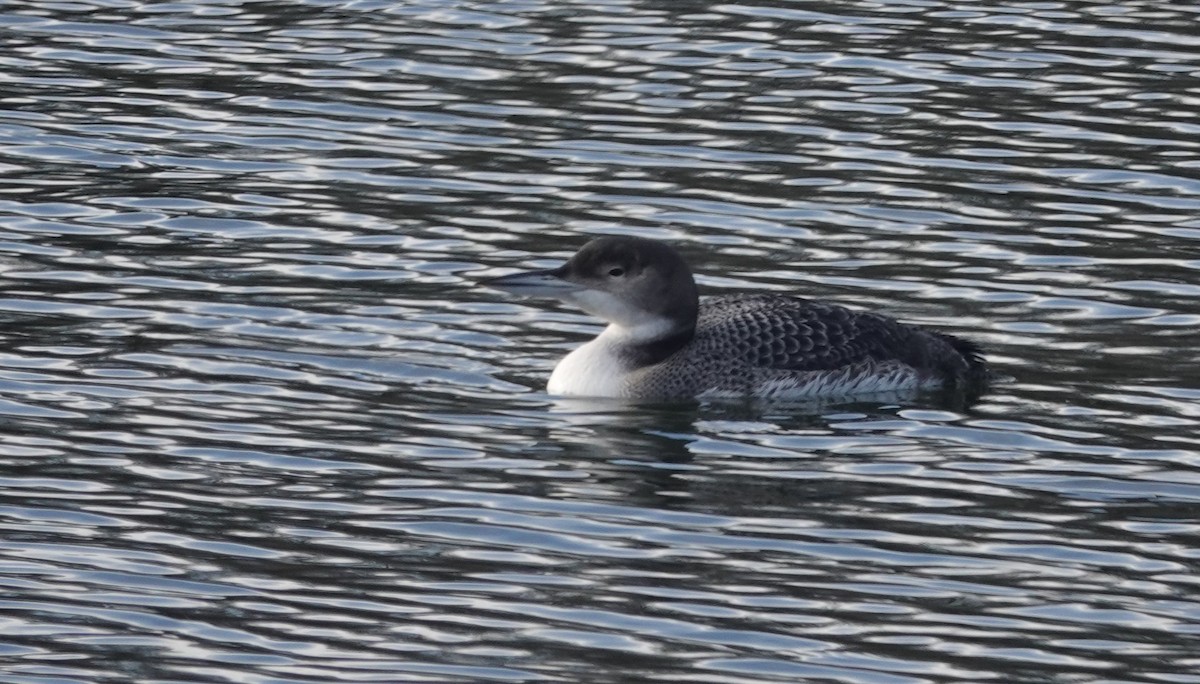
[2, 0, 1199, 681]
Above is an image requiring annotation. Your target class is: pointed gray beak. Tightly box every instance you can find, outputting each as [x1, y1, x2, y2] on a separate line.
[485, 268, 584, 298]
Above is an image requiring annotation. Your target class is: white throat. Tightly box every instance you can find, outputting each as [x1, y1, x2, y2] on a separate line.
[546, 320, 677, 397]
[604, 316, 679, 345]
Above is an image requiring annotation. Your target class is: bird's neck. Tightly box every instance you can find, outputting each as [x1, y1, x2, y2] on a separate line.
[601, 317, 695, 368]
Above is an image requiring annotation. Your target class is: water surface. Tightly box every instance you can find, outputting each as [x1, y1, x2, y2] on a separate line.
[2, 1, 1199, 682]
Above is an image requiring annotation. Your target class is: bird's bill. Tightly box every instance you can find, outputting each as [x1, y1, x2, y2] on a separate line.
[484, 268, 584, 298]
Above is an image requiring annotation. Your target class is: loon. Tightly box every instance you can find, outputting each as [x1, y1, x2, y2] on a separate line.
[487, 236, 987, 401]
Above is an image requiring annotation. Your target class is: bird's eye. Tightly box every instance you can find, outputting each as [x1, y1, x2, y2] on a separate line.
[608, 267, 625, 277]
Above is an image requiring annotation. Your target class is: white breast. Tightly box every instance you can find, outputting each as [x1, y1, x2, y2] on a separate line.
[546, 331, 629, 397]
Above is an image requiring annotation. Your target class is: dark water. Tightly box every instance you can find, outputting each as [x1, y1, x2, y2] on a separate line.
[2, 1, 1199, 682]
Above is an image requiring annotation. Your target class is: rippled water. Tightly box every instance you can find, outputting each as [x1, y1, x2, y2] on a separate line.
[2, 0, 1199, 681]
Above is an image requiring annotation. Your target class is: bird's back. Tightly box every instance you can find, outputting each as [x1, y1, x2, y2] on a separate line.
[627, 294, 986, 400]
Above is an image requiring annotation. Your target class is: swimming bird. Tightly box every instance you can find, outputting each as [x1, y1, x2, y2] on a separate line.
[487, 236, 987, 402]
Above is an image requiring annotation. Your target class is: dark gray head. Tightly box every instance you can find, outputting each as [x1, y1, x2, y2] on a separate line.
[487, 236, 700, 341]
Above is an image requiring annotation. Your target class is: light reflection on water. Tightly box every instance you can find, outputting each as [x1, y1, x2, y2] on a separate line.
[2, 0, 1199, 682]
